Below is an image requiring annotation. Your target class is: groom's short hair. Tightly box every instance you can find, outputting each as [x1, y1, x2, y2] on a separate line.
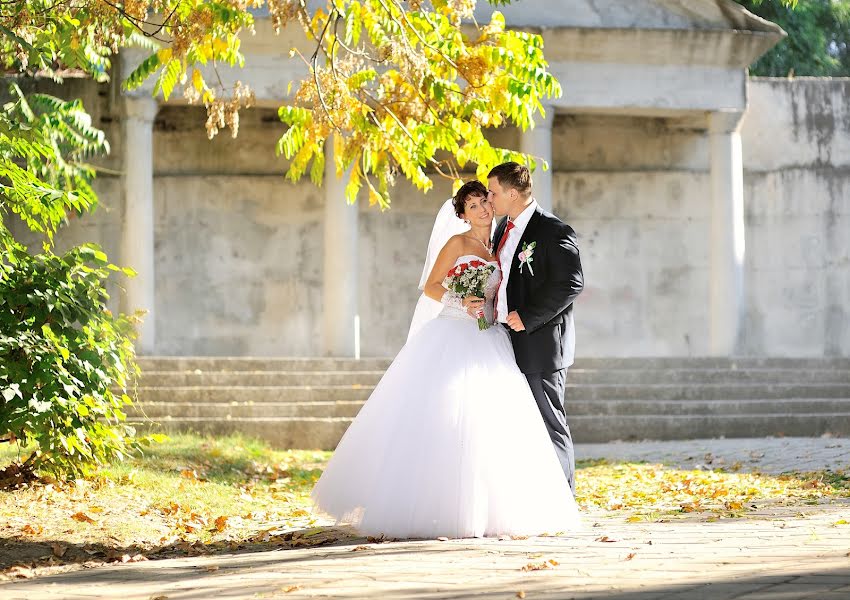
[488, 162, 532, 197]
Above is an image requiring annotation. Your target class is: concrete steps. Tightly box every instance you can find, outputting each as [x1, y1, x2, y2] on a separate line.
[137, 357, 393, 372]
[130, 357, 850, 448]
[136, 357, 850, 371]
[137, 401, 365, 419]
[137, 368, 850, 386]
[133, 383, 850, 403]
[134, 398, 850, 419]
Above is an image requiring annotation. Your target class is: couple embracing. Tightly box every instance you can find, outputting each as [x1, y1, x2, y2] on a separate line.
[312, 162, 585, 538]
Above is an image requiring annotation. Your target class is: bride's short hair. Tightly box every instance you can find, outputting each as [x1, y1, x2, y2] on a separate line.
[452, 181, 488, 218]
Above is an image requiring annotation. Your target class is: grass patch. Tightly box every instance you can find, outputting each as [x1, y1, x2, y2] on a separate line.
[0, 433, 334, 579]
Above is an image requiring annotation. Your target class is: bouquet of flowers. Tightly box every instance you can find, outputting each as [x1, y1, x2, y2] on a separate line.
[444, 260, 496, 330]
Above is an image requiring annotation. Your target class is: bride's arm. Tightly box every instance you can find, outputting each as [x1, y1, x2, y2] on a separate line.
[424, 236, 463, 302]
[423, 237, 484, 315]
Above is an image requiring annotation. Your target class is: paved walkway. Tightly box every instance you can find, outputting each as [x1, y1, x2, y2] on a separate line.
[577, 436, 850, 474]
[3, 438, 849, 600]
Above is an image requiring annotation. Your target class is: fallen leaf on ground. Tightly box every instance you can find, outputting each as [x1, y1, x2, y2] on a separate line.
[51, 543, 68, 558]
[21, 524, 43, 535]
[625, 552, 636, 561]
[204, 565, 219, 572]
[516, 592, 526, 599]
[351, 545, 371, 552]
[521, 559, 558, 572]
[214, 515, 229, 531]
[281, 585, 301, 593]
[71, 511, 96, 524]
[595, 536, 617, 543]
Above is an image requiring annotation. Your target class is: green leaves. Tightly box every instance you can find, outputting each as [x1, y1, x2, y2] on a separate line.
[123, 53, 162, 93]
[0, 245, 146, 479]
[0, 84, 106, 250]
[4, 1, 562, 208]
[0, 82, 149, 480]
[345, 1, 364, 45]
[155, 58, 183, 102]
[277, 2, 562, 208]
[739, 0, 850, 76]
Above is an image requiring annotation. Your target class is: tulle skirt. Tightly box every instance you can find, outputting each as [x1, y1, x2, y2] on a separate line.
[310, 313, 582, 539]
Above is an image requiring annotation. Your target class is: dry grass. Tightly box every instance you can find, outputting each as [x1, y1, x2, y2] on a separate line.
[0, 433, 335, 579]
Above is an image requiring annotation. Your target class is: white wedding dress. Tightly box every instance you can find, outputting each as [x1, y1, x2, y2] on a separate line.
[310, 256, 582, 539]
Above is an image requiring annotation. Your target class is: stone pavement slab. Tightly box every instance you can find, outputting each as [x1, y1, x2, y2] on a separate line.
[3, 438, 849, 600]
[576, 437, 850, 474]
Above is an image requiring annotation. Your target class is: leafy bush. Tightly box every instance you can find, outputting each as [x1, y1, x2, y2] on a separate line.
[1, 83, 157, 481]
[0, 245, 156, 477]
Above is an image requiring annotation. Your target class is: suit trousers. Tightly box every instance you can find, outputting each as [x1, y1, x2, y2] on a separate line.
[524, 368, 575, 492]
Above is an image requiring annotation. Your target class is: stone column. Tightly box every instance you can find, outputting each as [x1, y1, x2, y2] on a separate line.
[520, 105, 555, 212]
[708, 111, 746, 356]
[120, 96, 158, 354]
[322, 136, 359, 357]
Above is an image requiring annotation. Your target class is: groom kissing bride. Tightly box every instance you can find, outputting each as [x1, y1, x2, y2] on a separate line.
[311, 162, 585, 540]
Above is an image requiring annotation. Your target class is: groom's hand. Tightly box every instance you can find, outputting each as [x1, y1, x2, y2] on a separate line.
[506, 311, 525, 332]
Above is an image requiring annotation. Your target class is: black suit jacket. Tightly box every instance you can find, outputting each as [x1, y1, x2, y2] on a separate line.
[492, 206, 584, 374]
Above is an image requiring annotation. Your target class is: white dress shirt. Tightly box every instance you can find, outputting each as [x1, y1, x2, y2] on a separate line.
[496, 199, 538, 323]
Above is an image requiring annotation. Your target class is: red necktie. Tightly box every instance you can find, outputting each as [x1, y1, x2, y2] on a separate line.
[494, 220, 515, 323]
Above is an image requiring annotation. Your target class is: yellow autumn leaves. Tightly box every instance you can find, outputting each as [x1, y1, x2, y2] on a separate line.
[575, 461, 850, 519]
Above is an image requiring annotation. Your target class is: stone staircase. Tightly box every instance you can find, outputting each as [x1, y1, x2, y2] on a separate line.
[131, 357, 850, 448]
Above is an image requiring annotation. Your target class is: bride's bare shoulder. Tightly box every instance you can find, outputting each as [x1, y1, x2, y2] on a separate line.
[446, 234, 469, 248]
[433, 235, 468, 268]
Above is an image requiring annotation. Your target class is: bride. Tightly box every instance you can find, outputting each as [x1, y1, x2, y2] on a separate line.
[310, 181, 581, 539]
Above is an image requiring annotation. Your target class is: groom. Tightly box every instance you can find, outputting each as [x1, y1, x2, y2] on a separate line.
[488, 162, 584, 492]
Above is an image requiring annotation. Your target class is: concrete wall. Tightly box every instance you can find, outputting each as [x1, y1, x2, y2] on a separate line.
[555, 80, 850, 358]
[741, 79, 850, 357]
[472, 0, 771, 31]
[557, 80, 850, 358]
[9, 79, 849, 357]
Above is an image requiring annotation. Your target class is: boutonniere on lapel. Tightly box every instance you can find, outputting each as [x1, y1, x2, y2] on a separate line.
[518, 241, 537, 275]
